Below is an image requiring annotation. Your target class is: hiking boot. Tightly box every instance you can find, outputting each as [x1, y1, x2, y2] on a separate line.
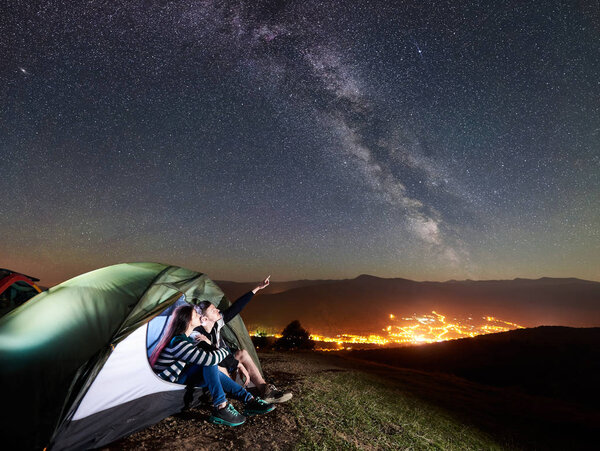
[209, 403, 246, 427]
[243, 397, 275, 416]
[262, 384, 293, 404]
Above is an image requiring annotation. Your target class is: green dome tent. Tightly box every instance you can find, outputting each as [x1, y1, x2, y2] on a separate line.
[0, 263, 261, 450]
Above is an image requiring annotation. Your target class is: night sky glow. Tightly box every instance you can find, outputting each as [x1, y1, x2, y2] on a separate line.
[1, 1, 599, 285]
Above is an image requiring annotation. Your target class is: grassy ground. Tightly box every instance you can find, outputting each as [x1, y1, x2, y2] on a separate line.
[290, 369, 501, 450]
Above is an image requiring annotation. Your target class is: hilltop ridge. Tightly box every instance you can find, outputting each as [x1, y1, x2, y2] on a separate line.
[216, 276, 600, 334]
[344, 326, 600, 409]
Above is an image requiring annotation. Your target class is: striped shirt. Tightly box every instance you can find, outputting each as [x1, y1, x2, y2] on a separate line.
[153, 334, 228, 383]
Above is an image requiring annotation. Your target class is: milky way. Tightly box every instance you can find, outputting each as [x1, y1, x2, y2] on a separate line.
[1, 1, 599, 284]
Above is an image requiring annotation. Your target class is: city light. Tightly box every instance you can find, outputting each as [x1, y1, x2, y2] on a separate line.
[250, 311, 524, 350]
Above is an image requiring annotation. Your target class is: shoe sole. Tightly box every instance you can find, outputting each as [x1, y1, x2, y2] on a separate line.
[208, 416, 246, 427]
[264, 393, 293, 404]
[244, 405, 276, 416]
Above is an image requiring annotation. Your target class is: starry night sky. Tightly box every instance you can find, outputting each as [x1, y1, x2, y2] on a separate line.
[1, 1, 599, 285]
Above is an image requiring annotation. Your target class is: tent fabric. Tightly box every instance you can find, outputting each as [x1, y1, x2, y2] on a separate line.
[72, 324, 182, 421]
[52, 323, 209, 450]
[146, 295, 189, 357]
[0, 262, 261, 450]
[53, 388, 209, 450]
[1, 263, 170, 449]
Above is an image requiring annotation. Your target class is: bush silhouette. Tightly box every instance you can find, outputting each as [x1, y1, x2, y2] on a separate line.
[251, 330, 275, 350]
[275, 320, 315, 350]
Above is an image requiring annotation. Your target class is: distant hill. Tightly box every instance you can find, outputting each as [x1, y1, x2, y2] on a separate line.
[215, 278, 340, 298]
[217, 275, 600, 334]
[343, 326, 600, 409]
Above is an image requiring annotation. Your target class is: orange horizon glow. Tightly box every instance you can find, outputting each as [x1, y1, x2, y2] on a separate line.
[250, 311, 525, 350]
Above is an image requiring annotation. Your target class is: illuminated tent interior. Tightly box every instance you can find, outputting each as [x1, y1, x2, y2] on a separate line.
[0, 262, 260, 450]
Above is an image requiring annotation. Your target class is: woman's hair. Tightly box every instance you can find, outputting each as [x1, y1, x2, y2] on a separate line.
[149, 304, 195, 368]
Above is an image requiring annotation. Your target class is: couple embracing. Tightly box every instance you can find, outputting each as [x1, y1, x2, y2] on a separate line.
[150, 276, 292, 426]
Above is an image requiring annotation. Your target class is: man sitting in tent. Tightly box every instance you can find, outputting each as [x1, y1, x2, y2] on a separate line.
[193, 276, 293, 404]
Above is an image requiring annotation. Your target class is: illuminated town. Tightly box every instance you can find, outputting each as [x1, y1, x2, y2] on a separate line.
[251, 311, 525, 350]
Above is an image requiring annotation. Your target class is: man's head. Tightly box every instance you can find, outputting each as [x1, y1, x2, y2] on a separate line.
[195, 300, 222, 325]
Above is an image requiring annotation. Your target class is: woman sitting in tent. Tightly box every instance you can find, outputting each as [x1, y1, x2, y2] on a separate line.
[149, 304, 274, 426]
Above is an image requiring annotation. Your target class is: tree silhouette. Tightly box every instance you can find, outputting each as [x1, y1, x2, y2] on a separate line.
[275, 320, 315, 350]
